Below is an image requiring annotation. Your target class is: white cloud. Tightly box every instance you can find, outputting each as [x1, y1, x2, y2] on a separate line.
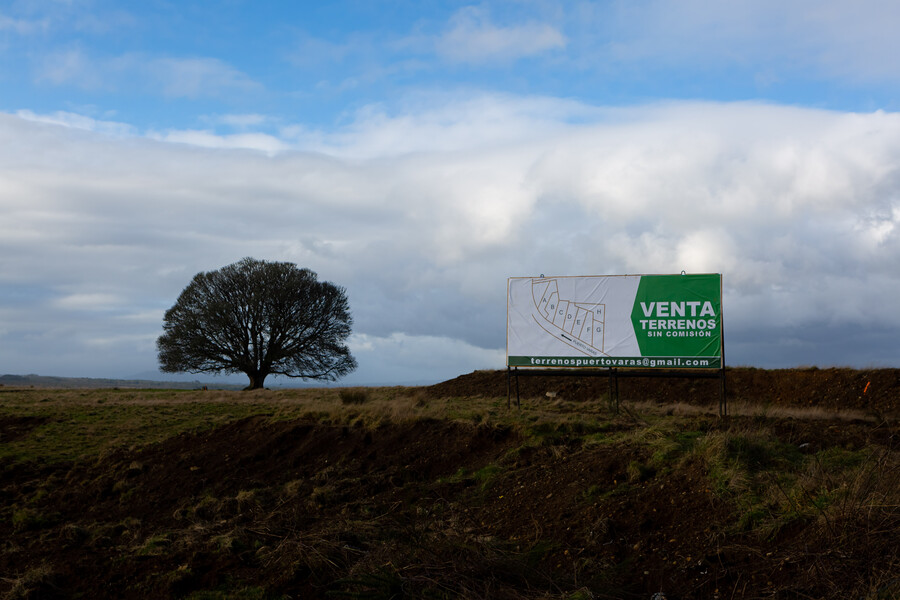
[34, 50, 259, 98]
[148, 129, 289, 155]
[52, 293, 123, 311]
[16, 109, 135, 136]
[115, 309, 166, 324]
[147, 57, 261, 99]
[0, 12, 50, 34]
[436, 7, 566, 64]
[35, 47, 105, 88]
[83, 332, 157, 349]
[0, 3, 133, 36]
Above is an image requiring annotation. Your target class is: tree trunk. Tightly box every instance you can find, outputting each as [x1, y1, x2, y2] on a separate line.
[244, 371, 268, 390]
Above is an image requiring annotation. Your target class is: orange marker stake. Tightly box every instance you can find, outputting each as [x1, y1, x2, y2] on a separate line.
[864, 381, 871, 395]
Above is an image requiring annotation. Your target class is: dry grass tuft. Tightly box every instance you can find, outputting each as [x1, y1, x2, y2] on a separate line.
[338, 388, 369, 405]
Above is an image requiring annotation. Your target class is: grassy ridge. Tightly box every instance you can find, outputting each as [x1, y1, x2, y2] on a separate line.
[1, 386, 899, 599]
[0, 374, 245, 390]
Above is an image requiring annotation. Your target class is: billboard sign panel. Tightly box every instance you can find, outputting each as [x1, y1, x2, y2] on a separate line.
[507, 274, 722, 369]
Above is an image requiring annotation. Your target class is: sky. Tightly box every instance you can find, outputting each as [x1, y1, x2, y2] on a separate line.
[2, 0, 900, 385]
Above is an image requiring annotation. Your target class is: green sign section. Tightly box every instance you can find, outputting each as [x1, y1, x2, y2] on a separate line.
[630, 274, 722, 359]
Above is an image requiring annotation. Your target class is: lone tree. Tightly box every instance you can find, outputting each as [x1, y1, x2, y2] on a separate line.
[157, 258, 357, 389]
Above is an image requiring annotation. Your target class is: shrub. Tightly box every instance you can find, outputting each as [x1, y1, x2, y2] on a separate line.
[339, 389, 369, 405]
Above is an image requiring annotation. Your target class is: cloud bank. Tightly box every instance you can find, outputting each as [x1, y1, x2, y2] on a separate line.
[2, 96, 900, 382]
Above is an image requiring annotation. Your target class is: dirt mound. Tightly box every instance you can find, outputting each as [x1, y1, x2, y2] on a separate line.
[427, 367, 900, 413]
[3, 377, 900, 599]
[1, 417, 521, 599]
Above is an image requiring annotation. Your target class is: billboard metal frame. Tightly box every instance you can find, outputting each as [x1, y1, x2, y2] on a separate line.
[506, 365, 727, 416]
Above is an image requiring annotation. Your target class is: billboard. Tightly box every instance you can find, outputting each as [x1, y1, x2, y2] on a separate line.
[507, 274, 722, 369]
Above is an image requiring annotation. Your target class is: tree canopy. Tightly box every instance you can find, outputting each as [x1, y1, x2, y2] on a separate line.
[157, 258, 357, 389]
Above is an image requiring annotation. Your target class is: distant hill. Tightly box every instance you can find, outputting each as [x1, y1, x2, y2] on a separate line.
[0, 374, 243, 390]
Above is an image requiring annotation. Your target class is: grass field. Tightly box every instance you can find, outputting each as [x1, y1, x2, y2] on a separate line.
[2, 380, 899, 599]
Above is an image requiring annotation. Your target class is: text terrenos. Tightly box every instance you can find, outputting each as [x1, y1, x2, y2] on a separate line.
[638, 318, 717, 331]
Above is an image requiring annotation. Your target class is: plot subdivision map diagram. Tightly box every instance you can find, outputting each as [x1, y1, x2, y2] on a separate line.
[531, 278, 607, 357]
